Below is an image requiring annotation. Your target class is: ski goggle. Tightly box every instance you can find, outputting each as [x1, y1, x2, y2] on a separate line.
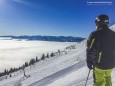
[95, 17, 109, 23]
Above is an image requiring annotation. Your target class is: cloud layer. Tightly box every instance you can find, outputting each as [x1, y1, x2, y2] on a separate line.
[0, 40, 73, 72]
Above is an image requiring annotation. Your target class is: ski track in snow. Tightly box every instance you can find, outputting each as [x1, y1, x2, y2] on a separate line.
[29, 60, 86, 86]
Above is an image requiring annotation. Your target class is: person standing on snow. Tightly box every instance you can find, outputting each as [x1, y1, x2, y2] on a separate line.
[86, 14, 115, 86]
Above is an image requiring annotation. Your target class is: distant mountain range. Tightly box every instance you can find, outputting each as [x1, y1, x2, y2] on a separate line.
[0, 35, 85, 42]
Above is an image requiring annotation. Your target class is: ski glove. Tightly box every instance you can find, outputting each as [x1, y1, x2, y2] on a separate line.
[87, 61, 93, 70]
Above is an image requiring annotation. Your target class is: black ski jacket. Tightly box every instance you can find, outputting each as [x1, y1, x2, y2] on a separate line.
[86, 25, 115, 69]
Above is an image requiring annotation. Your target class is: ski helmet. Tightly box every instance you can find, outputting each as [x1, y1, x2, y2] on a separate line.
[95, 14, 109, 24]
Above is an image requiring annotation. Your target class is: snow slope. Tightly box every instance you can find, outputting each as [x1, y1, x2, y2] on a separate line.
[0, 40, 86, 86]
[110, 24, 115, 31]
[0, 25, 115, 86]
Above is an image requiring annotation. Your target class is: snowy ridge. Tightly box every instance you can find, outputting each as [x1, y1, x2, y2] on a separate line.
[110, 24, 115, 32]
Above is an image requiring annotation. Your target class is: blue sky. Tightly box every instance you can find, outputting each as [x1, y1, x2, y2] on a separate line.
[0, 0, 115, 37]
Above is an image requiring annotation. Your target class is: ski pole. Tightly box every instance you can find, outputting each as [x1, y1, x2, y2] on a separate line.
[85, 69, 91, 86]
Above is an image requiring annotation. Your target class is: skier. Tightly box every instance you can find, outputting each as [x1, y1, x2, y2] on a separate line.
[86, 14, 115, 86]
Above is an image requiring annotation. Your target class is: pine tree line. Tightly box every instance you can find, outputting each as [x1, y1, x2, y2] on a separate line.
[0, 51, 58, 77]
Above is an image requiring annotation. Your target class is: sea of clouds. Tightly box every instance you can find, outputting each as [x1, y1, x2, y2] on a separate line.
[0, 39, 73, 72]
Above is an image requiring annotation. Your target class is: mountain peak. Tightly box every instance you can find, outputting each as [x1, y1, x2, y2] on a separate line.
[110, 24, 115, 32]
